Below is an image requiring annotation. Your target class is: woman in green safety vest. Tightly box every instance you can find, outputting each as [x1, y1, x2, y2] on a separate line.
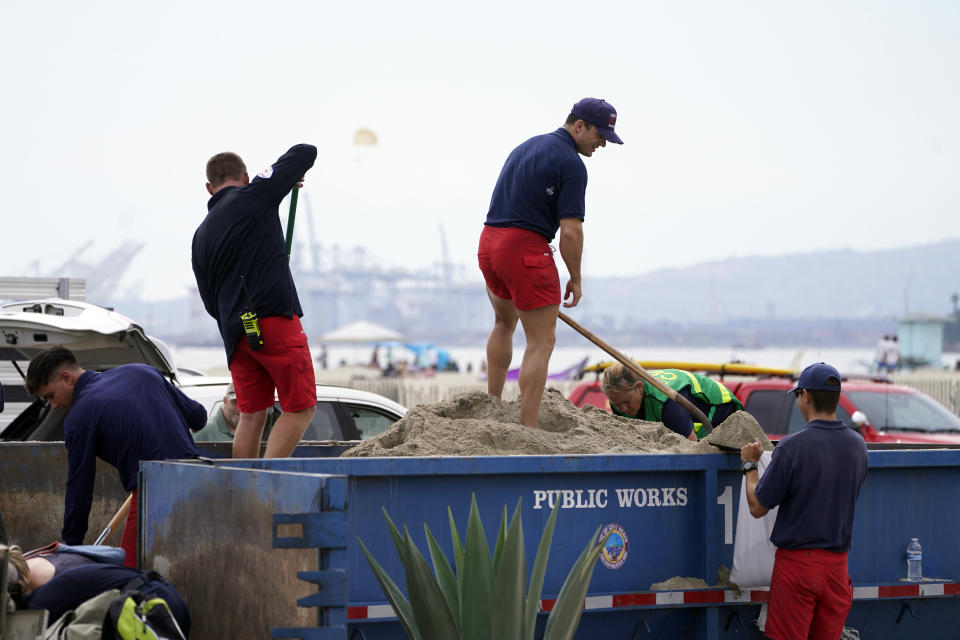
[602, 364, 743, 440]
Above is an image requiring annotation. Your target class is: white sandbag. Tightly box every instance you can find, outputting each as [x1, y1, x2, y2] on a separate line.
[730, 450, 778, 588]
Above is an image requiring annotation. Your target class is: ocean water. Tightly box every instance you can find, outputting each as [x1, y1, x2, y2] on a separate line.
[172, 343, 960, 378]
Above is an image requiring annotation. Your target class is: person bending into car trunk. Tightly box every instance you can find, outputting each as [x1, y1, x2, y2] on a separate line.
[25, 346, 204, 568]
[741, 362, 868, 640]
[192, 144, 317, 458]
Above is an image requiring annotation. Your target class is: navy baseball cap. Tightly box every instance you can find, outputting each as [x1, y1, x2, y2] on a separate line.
[571, 97, 624, 144]
[788, 362, 842, 394]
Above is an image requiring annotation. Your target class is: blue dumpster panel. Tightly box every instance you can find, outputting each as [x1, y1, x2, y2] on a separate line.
[140, 449, 960, 640]
[140, 462, 347, 640]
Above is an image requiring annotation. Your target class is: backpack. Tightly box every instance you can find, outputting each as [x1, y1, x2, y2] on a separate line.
[101, 589, 186, 640]
[42, 589, 122, 640]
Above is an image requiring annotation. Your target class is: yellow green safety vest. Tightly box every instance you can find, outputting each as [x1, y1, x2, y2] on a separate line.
[613, 369, 743, 439]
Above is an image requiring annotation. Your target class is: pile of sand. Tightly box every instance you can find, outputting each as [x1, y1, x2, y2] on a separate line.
[650, 566, 738, 592]
[343, 388, 773, 457]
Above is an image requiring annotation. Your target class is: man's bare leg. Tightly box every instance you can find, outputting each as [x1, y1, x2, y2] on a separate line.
[516, 304, 559, 427]
[264, 405, 316, 458]
[485, 288, 519, 398]
[233, 409, 268, 458]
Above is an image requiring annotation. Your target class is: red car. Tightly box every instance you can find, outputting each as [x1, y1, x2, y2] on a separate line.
[567, 364, 960, 444]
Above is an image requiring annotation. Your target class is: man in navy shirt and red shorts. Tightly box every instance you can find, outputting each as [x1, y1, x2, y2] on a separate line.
[192, 144, 318, 459]
[741, 362, 868, 639]
[26, 346, 205, 567]
[479, 98, 623, 427]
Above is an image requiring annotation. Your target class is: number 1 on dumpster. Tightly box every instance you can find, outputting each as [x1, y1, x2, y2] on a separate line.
[716, 485, 733, 545]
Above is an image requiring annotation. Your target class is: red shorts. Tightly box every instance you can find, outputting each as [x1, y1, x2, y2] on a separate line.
[766, 548, 852, 640]
[477, 226, 561, 311]
[119, 489, 138, 568]
[229, 315, 317, 413]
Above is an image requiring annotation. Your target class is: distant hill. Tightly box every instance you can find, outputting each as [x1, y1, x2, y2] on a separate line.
[101, 239, 960, 348]
[577, 239, 960, 324]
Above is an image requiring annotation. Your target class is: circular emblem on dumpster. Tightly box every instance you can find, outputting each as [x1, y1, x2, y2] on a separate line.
[598, 523, 629, 570]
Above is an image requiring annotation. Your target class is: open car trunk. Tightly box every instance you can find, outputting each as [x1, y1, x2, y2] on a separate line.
[0, 299, 176, 440]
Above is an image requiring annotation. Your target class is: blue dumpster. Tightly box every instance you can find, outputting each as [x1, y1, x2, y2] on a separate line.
[140, 450, 960, 639]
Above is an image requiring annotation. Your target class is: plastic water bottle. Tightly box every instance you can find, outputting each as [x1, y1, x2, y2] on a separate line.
[906, 538, 922, 582]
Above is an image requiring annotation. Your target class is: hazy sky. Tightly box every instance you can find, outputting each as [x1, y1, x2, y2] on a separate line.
[2, 1, 957, 301]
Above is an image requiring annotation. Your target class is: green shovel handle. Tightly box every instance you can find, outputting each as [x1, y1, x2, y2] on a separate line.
[284, 187, 299, 257]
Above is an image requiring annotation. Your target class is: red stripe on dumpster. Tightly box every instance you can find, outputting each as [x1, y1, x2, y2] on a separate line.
[750, 590, 770, 603]
[540, 598, 557, 612]
[347, 606, 367, 620]
[946, 584, 960, 595]
[612, 593, 657, 607]
[879, 585, 919, 598]
[684, 590, 726, 604]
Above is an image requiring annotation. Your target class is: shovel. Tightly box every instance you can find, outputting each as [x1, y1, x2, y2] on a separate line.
[284, 187, 299, 258]
[94, 493, 133, 545]
[558, 312, 714, 434]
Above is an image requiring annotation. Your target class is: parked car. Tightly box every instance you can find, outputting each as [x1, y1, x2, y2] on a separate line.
[180, 375, 405, 441]
[567, 362, 960, 444]
[0, 298, 405, 442]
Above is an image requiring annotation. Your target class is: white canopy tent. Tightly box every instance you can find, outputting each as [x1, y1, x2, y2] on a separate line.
[317, 320, 404, 343]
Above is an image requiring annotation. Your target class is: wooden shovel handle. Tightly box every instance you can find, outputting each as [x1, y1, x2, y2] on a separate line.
[558, 312, 714, 434]
[94, 492, 133, 546]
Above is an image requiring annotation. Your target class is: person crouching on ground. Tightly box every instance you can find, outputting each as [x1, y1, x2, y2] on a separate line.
[741, 362, 868, 640]
[479, 97, 623, 428]
[602, 364, 743, 440]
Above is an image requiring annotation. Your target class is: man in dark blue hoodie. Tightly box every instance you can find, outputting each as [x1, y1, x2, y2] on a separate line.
[192, 144, 318, 459]
[25, 346, 205, 567]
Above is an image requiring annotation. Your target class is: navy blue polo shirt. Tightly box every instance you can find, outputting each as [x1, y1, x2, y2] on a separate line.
[755, 419, 868, 552]
[62, 366, 205, 544]
[192, 144, 317, 361]
[484, 128, 587, 242]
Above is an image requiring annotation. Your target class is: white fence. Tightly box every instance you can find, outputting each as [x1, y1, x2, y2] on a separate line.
[893, 372, 960, 417]
[327, 371, 960, 417]
[314, 374, 580, 409]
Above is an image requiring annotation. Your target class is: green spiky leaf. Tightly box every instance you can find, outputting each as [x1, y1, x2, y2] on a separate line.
[402, 530, 460, 640]
[460, 495, 494, 640]
[449, 505, 465, 578]
[382, 506, 406, 557]
[524, 500, 560, 639]
[490, 499, 526, 640]
[492, 504, 508, 576]
[358, 537, 421, 640]
[542, 527, 611, 640]
[425, 522, 460, 631]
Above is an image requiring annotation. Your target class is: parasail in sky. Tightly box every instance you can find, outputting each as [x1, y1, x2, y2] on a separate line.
[353, 128, 378, 146]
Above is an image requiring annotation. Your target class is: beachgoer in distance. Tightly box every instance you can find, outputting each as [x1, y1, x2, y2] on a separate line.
[479, 97, 623, 427]
[741, 362, 868, 640]
[192, 383, 240, 442]
[192, 144, 318, 458]
[24, 346, 204, 567]
[602, 364, 743, 440]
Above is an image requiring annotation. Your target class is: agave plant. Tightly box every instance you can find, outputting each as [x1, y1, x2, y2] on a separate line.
[358, 493, 610, 640]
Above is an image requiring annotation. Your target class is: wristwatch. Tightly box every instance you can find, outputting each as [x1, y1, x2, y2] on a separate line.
[741, 460, 759, 475]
